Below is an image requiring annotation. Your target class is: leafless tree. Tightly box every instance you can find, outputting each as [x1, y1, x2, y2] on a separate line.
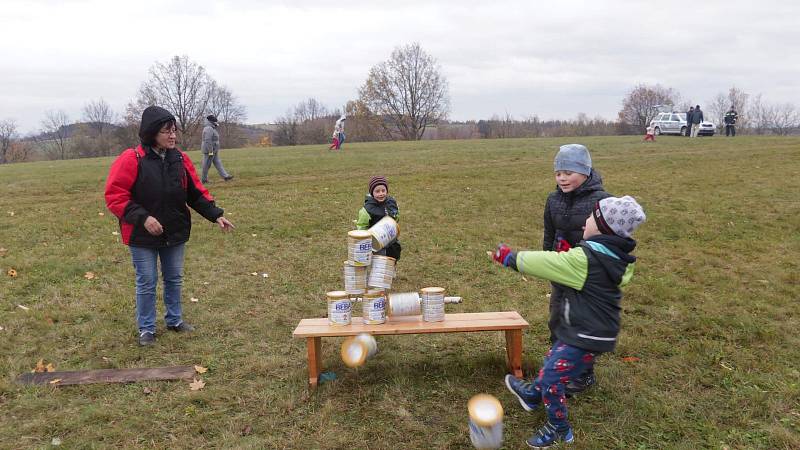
[135, 55, 214, 147]
[708, 92, 728, 132]
[770, 103, 799, 135]
[39, 110, 72, 160]
[273, 109, 299, 146]
[294, 98, 328, 122]
[0, 119, 18, 164]
[82, 98, 116, 137]
[207, 83, 248, 147]
[618, 84, 678, 132]
[359, 43, 450, 140]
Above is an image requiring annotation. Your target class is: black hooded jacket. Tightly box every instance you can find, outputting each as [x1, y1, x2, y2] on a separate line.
[105, 107, 223, 247]
[543, 169, 610, 250]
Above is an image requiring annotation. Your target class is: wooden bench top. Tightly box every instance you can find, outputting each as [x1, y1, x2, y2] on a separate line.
[293, 311, 528, 338]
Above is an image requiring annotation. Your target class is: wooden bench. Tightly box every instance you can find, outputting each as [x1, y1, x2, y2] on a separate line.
[292, 311, 529, 388]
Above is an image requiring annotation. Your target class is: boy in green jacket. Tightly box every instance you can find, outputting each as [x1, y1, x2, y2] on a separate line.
[492, 195, 646, 449]
[356, 176, 401, 260]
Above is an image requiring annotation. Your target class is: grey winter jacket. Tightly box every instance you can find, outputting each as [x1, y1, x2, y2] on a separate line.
[201, 119, 220, 155]
[543, 169, 611, 251]
[691, 109, 704, 124]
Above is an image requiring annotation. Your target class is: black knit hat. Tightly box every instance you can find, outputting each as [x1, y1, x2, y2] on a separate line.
[368, 176, 388, 196]
[139, 106, 176, 146]
[206, 114, 218, 123]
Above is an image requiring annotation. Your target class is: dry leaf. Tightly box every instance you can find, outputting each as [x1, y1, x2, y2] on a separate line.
[46, 363, 56, 372]
[35, 359, 46, 372]
[720, 361, 734, 371]
[51, 437, 62, 446]
[251, 233, 257, 237]
[0, 247, 7, 256]
[8, 268, 18, 277]
[0, 326, 4, 331]
[241, 425, 252, 436]
[202, 281, 209, 285]
[190, 297, 199, 303]
[84, 272, 96, 280]
[17, 304, 29, 311]
[194, 365, 208, 374]
[98, 212, 105, 216]
[143, 387, 152, 395]
[49, 378, 62, 385]
[112, 231, 119, 236]
[521, 276, 528, 282]
[250, 272, 258, 276]
[189, 378, 205, 391]
[261, 273, 269, 278]
[622, 356, 640, 363]
[8, 211, 15, 216]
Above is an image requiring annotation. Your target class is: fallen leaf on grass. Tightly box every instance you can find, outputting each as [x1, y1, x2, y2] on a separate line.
[49, 379, 62, 385]
[51, 437, 62, 446]
[8, 268, 18, 277]
[194, 365, 208, 374]
[720, 361, 734, 371]
[241, 425, 252, 436]
[250, 272, 258, 276]
[189, 378, 205, 391]
[84, 272, 96, 280]
[0, 326, 4, 331]
[112, 231, 119, 236]
[622, 356, 640, 363]
[143, 387, 152, 395]
[261, 273, 269, 278]
[190, 297, 199, 303]
[202, 281, 209, 285]
[98, 212, 105, 216]
[17, 304, 29, 311]
[251, 233, 257, 237]
[521, 276, 528, 282]
[34, 359, 56, 373]
[8, 211, 15, 216]
[0, 247, 7, 256]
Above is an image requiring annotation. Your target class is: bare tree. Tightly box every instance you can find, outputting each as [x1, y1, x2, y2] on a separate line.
[207, 83, 248, 147]
[0, 119, 18, 164]
[618, 84, 678, 132]
[273, 109, 299, 146]
[771, 103, 799, 135]
[82, 98, 116, 137]
[707, 92, 728, 132]
[39, 110, 72, 160]
[359, 43, 450, 140]
[135, 55, 214, 147]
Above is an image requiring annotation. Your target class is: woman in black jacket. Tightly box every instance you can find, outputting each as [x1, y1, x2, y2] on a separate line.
[105, 106, 235, 346]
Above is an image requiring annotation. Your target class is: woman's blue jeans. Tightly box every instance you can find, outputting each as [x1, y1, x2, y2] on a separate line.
[129, 244, 185, 335]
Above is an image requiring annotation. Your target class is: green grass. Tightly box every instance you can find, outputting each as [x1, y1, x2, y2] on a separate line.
[1, 136, 799, 449]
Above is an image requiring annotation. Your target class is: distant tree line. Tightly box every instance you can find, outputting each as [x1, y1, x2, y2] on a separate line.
[2, 47, 800, 163]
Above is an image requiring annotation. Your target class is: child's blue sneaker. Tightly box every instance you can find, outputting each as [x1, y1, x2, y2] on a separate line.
[525, 422, 574, 448]
[504, 374, 540, 412]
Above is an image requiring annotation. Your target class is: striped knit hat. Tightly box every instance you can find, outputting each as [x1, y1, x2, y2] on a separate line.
[368, 176, 388, 195]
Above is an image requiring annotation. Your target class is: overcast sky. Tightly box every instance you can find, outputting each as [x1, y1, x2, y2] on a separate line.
[1, 0, 797, 133]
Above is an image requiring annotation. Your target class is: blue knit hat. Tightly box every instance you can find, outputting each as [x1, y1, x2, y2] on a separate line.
[554, 144, 592, 176]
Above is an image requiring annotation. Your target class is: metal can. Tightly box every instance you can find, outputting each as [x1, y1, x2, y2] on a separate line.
[347, 230, 373, 266]
[468, 394, 504, 449]
[343, 261, 367, 295]
[327, 290, 352, 326]
[369, 216, 399, 250]
[362, 290, 386, 324]
[420, 287, 446, 322]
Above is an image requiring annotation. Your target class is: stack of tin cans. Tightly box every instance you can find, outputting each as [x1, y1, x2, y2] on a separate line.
[343, 261, 368, 295]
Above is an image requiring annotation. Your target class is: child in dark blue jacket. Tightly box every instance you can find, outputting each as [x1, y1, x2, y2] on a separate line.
[493, 196, 645, 449]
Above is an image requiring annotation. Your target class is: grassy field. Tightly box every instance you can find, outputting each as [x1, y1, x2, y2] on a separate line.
[0, 136, 798, 449]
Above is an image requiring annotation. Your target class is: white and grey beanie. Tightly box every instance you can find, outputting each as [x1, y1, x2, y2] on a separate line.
[594, 196, 646, 238]
[554, 144, 592, 176]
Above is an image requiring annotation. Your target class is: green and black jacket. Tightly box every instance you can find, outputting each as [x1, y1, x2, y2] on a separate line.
[356, 195, 399, 230]
[507, 234, 637, 352]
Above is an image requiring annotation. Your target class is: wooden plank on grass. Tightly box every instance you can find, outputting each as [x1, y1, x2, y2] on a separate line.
[16, 366, 196, 386]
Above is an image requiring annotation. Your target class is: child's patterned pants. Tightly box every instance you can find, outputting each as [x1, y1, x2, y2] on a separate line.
[530, 341, 596, 431]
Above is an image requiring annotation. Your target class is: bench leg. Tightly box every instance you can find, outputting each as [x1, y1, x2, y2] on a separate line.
[307, 337, 322, 389]
[504, 329, 523, 378]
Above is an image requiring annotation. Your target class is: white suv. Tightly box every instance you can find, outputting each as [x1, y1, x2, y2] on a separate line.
[650, 112, 715, 136]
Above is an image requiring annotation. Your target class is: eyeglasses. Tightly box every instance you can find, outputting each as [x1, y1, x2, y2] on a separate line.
[159, 129, 178, 136]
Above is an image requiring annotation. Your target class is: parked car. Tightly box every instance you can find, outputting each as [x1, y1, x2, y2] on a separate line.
[650, 112, 715, 136]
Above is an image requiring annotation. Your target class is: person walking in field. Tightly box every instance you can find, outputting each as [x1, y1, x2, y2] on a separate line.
[685, 106, 694, 137]
[690, 105, 704, 138]
[724, 106, 738, 137]
[105, 106, 235, 346]
[201, 115, 233, 183]
[329, 115, 346, 150]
